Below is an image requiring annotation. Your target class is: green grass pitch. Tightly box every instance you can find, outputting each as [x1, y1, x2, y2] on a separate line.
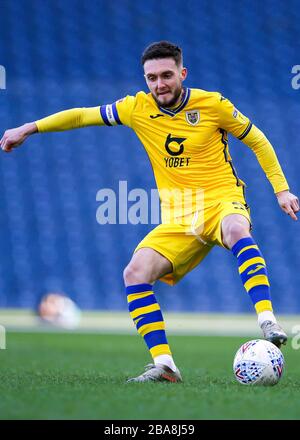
[0, 331, 299, 420]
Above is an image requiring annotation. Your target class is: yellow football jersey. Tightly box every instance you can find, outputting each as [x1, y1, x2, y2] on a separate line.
[101, 89, 256, 219]
[36, 87, 289, 221]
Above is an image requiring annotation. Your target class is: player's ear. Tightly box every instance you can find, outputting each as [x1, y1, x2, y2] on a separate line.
[181, 67, 188, 81]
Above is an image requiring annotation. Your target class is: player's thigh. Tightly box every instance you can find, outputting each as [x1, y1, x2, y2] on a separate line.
[134, 222, 212, 285]
[206, 201, 252, 249]
[124, 247, 173, 285]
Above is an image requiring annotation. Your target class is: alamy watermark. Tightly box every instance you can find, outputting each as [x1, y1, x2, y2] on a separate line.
[0, 65, 6, 89]
[0, 325, 6, 349]
[291, 65, 300, 90]
[96, 181, 205, 236]
[291, 325, 300, 350]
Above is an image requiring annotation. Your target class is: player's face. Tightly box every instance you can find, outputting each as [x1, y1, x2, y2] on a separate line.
[144, 58, 187, 108]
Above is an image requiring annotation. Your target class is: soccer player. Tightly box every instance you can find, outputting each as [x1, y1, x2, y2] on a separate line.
[1, 41, 299, 383]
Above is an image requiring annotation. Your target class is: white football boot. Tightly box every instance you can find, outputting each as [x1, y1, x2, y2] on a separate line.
[261, 320, 287, 348]
[126, 363, 183, 383]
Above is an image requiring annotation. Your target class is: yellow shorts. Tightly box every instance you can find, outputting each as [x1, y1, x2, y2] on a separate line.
[134, 200, 251, 285]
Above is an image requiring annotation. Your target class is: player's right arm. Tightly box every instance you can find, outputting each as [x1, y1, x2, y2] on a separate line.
[0, 96, 136, 153]
[0, 121, 37, 152]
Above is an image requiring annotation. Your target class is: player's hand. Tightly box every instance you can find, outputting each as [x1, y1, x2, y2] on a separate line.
[276, 190, 299, 221]
[0, 122, 37, 153]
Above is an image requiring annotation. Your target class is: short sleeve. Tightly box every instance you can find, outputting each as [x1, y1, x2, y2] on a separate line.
[217, 94, 253, 140]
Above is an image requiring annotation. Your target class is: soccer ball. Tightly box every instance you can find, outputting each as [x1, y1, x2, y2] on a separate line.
[233, 339, 284, 386]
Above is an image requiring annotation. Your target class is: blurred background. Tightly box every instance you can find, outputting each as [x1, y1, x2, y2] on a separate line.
[0, 0, 299, 321]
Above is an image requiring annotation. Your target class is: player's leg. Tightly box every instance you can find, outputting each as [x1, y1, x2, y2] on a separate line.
[221, 213, 287, 346]
[124, 247, 172, 285]
[123, 215, 214, 383]
[124, 247, 182, 382]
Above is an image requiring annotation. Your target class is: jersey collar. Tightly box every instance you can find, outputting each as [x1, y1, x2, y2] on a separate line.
[158, 87, 191, 117]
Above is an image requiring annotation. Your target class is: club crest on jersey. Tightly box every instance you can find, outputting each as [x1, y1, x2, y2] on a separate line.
[185, 110, 200, 126]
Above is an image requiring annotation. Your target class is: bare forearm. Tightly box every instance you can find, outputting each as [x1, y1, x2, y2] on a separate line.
[22, 122, 38, 135]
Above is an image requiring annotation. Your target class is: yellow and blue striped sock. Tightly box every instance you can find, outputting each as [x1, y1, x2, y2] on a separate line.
[126, 283, 172, 359]
[232, 237, 273, 314]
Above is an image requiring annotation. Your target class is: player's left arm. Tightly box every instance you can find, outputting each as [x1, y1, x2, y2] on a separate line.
[217, 94, 299, 221]
[275, 189, 299, 221]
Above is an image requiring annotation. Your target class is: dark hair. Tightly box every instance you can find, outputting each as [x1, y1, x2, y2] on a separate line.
[141, 41, 183, 66]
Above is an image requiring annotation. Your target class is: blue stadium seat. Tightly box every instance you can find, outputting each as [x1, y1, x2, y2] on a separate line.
[0, 0, 299, 312]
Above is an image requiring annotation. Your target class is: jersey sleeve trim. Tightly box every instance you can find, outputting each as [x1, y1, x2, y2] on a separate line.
[238, 122, 253, 140]
[100, 103, 123, 126]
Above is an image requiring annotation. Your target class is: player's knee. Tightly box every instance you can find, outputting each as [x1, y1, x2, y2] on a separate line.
[123, 262, 149, 286]
[123, 264, 133, 285]
[230, 221, 249, 237]
[223, 220, 250, 248]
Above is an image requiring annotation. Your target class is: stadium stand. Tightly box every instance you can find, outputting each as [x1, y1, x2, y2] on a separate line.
[0, 0, 299, 313]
